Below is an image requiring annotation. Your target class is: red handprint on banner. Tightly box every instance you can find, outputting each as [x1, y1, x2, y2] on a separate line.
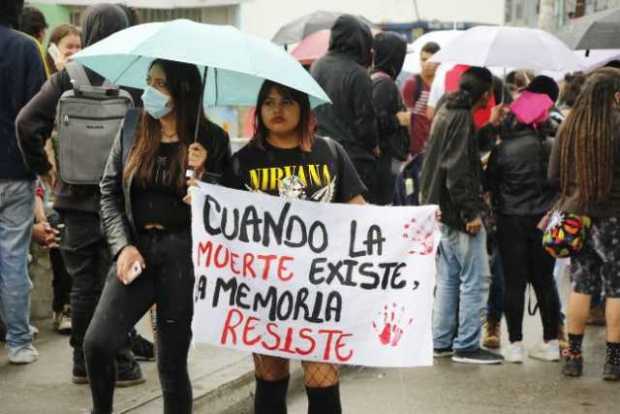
[372, 303, 413, 347]
[402, 213, 437, 255]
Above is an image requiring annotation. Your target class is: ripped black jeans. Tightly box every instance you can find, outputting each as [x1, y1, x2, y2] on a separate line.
[84, 230, 194, 414]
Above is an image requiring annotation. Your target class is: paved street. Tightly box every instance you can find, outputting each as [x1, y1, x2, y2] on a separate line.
[288, 316, 619, 414]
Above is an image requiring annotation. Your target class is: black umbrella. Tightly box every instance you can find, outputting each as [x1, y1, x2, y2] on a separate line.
[272, 10, 375, 45]
[556, 7, 620, 50]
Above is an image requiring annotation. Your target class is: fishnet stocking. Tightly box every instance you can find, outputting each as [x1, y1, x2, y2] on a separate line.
[301, 362, 339, 387]
[253, 354, 290, 381]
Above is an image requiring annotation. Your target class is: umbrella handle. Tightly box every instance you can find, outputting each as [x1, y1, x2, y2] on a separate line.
[187, 66, 208, 179]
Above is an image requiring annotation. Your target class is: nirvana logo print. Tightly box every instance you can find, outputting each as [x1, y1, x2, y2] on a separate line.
[247, 164, 336, 202]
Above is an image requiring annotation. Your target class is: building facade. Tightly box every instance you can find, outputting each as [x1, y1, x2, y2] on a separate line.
[504, 0, 620, 30]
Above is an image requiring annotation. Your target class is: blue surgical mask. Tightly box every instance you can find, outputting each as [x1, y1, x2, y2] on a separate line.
[142, 86, 173, 119]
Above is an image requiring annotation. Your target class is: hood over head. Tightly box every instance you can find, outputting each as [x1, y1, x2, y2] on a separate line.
[81, 3, 129, 48]
[328, 14, 373, 67]
[373, 31, 407, 79]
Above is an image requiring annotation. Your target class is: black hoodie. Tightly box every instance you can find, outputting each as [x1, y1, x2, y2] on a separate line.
[16, 4, 131, 213]
[310, 15, 379, 161]
[370, 32, 408, 160]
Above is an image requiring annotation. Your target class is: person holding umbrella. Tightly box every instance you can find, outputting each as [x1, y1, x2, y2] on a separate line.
[84, 58, 230, 413]
[223, 80, 366, 414]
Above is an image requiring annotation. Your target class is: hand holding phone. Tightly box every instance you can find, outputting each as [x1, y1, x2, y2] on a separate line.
[124, 260, 144, 285]
[48, 43, 61, 63]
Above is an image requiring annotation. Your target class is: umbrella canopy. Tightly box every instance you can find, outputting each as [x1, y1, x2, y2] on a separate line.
[576, 49, 620, 72]
[430, 25, 583, 72]
[72, 19, 331, 107]
[556, 7, 620, 50]
[291, 29, 331, 66]
[29, 0, 244, 8]
[402, 30, 463, 74]
[272, 10, 375, 45]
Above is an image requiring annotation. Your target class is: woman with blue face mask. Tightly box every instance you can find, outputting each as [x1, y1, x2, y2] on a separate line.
[84, 59, 231, 414]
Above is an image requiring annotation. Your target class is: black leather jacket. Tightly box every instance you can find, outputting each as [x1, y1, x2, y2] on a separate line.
[100, 111, 231, 259]
[486, 125, 556, 216]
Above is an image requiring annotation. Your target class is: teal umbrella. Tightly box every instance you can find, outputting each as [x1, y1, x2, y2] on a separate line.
[72, 19, 331, 108]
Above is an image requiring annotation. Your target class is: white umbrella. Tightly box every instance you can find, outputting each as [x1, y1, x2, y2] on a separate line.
[576, 49, 620, 72]
[402, 30, 463, 74]
[430, 26, 584, 72]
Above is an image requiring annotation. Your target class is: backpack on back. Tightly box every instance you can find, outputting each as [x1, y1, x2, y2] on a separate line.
[56, 62, 133, 185]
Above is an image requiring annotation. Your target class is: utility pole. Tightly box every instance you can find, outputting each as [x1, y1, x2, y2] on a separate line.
[538, 0, 556, 31]
[412, 0, 420, 20]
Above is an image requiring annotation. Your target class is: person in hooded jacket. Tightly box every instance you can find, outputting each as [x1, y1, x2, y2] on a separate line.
[311, 15, 381, 203]
[370, 31, 410, 205]
[0, 0, 46, 365]
[16, 3, 145, 386]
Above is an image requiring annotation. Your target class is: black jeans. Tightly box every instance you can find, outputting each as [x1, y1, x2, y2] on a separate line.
[497, 214, 561, 343]
[60, 211, 135, 370]
[84, 230, 194, 414]
[50, 248, 72, 313]
[375, 153, 398, 205]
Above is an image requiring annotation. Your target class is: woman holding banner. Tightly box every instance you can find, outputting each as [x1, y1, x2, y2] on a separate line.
[84, 59, 230, 414]
[222, 80, 366, 414]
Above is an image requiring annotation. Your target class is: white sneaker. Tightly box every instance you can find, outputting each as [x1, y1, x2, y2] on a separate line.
[529, 340, 560, 362]
[8, 344, 39, 365]
[505, 342, 524, 363]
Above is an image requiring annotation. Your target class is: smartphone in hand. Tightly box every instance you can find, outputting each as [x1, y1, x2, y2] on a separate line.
[48, 43, 61, 63]
[124, 261, 143, 285]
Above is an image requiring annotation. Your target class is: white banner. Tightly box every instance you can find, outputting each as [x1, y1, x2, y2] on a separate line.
[191, 183, 439, 367]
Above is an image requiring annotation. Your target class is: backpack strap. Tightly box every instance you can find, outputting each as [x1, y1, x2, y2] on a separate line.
[371, 70, 391, 82]
[121, 109, 140, 167]
[65, 61, 91, 90]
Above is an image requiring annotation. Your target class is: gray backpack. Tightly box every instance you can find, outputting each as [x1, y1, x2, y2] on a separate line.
[56, 62, 134, 185]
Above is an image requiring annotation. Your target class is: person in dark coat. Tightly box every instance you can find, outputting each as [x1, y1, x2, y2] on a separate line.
[311, 14, 380, 203]
[370, 31, 409, 205]
[0, 0, 46, 365]
[420, 66, 504, 364]
[16, 3, 146, 385]
[486, 88, 562, 363]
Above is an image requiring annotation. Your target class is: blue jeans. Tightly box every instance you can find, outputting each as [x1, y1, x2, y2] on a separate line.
[0, 180, 34, 349]
[433, 224, 490, 351]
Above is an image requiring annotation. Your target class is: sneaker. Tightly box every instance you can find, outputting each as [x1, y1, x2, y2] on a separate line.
[562, 353, 583, 377]
[529, 340, 560, 362]
[116, 360, 146, 387]
[8, 344, 39, 365]
[505, 342, 524, 363]
[53, 306, 72, 335]
[30, 324, 39, 338]
[482, 320, 501, 349]
[603, 362, 620, 381]
[452, 348, 504, 365]
[433, 347, 454, 358]
[130, 333, 155, 362]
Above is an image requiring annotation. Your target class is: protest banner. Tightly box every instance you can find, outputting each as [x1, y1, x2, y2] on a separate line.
[191, 183, 439, 367]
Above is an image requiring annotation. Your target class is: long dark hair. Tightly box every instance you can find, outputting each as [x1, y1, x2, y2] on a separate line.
[251, 80, 315, 152]
[559, 67, 620, 207]
[124, 59, 208, 192]
[446, 66, 493, 110]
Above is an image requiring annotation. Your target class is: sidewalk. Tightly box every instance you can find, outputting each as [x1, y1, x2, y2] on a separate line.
[0, 315, 293, 414]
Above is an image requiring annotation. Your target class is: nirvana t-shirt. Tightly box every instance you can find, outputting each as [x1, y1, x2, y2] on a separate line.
[222, 136, 366, 203]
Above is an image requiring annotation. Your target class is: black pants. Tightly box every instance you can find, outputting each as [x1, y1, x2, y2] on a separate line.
[84, 230, 194, 414]
[497, 214, 561, 343]
[50, 248, 71, 313]
[352, 158, 379, 204]
[375, 153, 398, 205]
[60, 211, 135, 370]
